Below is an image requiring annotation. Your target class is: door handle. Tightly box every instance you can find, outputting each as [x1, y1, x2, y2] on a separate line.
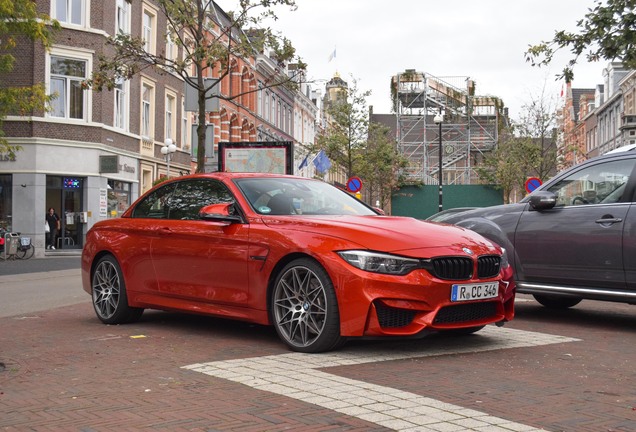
[594, 217, 622, 225]
[155, 226, 174, 234]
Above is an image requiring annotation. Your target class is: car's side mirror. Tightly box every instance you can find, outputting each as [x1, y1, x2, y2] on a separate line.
[528, 191, 557, 211]
[198, 203, 243, 223]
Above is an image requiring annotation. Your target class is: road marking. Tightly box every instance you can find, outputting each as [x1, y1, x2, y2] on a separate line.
[184, 327, 578, 431]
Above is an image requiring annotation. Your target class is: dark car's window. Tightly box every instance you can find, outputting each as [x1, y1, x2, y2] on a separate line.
[132, 179, 234, 220]
[547, 159, 636, 207]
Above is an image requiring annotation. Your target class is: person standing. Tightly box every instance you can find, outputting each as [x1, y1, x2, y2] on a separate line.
[46, 207, 60, 250]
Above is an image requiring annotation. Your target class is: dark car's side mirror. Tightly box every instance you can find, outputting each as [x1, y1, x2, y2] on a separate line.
[199, 203, 243, 223]
[528, 191, 557, 211]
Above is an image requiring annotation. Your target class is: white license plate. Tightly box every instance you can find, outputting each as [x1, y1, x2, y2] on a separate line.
[451, 282, 498, 302]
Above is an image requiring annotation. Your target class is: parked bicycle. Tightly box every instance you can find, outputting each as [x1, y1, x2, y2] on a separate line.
[0, 228, 35, 260]
[16, 235, 34, 259]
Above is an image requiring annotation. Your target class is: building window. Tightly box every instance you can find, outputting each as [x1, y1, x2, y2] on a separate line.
[141, 82, 155, 139]
[142, 8, 156, 54]
[165, 27, 176, 62]
[114, 78, 129, 130]
[116, 0, 131, 34]
[165, 93, 176, 143]
[264, 91, 270, 122]
[49, 55, 87, 120]
[53, 0, 85, 26]
[271, 95, 276, 125]
[181, 100, 190, 151]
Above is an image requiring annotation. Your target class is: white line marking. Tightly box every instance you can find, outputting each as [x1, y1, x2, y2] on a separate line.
[184, 326, 578, 431]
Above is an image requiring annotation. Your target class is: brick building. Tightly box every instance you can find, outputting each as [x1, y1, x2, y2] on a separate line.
[0, 0, 318, 257]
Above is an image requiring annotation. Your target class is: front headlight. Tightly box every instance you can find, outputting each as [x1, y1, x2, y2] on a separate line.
[337, 250, 421, 275]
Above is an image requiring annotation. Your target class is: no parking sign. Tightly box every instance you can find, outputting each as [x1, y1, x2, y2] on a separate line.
[525, 177, 542, 193]
[346, 176, 362, 193]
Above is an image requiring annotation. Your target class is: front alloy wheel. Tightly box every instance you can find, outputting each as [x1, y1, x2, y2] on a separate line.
[271, 258, 342, 353]
[92, 255, 143, 324]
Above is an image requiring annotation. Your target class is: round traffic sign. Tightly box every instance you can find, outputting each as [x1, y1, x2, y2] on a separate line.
[525, 177, 542, 193]
[346, 176, 362, 193]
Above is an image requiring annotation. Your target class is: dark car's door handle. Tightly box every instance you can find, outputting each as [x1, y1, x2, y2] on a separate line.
[595, 217, 623, 225]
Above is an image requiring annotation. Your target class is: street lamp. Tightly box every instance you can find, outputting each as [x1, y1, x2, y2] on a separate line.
[433, 111, 443, 213]
[161, 138, 177, 178]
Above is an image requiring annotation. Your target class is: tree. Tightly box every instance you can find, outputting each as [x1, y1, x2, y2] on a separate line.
[477, 91, 558, 203]
[513, 92, 559, 181]
[318, 77, 370, 178]
[0, 0, 59, 156]
[85, 0, 305, 172]
[525, 0, 636, 81]
[356, 122, 408, 210]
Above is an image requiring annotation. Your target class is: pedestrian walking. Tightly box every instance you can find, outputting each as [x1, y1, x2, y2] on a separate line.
[46, 207, 60, 250]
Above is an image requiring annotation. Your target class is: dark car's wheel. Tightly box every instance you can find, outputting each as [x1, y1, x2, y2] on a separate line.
[533, 294, 582, 309]
[271, 258, 343, 353]
[92, 255, 143, 324]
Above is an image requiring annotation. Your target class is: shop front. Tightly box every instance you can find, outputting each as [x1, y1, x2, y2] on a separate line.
[0, 141, 141, 257]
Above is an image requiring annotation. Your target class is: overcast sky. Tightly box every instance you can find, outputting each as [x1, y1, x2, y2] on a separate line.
[220, 0, 609, 121]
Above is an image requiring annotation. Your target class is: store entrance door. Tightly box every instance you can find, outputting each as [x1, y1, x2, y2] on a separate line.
[46, 176, 85, 250]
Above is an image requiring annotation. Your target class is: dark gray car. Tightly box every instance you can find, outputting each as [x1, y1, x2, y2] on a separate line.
[441, 150, 636, 309]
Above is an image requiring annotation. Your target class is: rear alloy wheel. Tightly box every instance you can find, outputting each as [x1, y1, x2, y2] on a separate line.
[92, 255, 143, 324]
[533, 294, 582, 309]
[271, 258, 343, 353]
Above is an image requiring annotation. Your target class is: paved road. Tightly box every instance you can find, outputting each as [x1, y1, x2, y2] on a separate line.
[1, 264, 635, 431]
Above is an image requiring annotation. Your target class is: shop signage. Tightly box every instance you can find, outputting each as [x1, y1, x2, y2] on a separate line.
[0, 153, 16, 162]
[100, 155, 119, 173]
[100, 155, 137, 175]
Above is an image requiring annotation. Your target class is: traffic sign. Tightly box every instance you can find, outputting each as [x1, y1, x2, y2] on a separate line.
[525, 177, 542, 193]
[346, 176, 362, 193]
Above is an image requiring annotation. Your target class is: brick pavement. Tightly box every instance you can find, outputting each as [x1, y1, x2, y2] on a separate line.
[1, 290, 635, 431]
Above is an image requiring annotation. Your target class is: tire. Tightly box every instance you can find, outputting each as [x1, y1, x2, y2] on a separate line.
[16, 245, 34, 260]
[271, 258, 343, 353]
[533, 294, 582, 309]
[91, 255, 143, 324]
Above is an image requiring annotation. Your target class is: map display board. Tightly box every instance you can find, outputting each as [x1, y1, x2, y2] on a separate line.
[218, 142, 293, 174]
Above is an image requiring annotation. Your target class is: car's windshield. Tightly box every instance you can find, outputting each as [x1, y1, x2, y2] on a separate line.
[235, 178, 377, 216]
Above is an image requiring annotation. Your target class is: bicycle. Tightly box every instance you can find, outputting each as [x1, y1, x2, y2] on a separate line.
[16, 235, 35, 260]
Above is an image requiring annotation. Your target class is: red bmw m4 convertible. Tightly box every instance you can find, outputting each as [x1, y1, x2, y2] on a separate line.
[82, 173, 515, 352]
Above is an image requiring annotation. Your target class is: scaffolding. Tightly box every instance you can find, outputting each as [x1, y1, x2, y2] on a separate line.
[392, 70, 500, 184]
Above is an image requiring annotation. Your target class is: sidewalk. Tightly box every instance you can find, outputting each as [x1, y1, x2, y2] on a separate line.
[0, 255, 80, 276]
[0, 268, 84, 318]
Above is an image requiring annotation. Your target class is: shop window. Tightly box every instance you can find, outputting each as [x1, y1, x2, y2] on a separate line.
[107, 180, 132, 218]
[0, 175, 12, 231]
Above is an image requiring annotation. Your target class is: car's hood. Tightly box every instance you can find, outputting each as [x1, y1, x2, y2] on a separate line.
[261, 215, 499, 256]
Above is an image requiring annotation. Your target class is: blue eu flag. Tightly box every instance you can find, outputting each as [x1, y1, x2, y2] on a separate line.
[313, 150, 331, 173]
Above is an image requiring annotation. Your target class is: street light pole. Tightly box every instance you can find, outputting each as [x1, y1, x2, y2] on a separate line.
[433, 112, 444, 213]
[161, 138, 177, 178]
